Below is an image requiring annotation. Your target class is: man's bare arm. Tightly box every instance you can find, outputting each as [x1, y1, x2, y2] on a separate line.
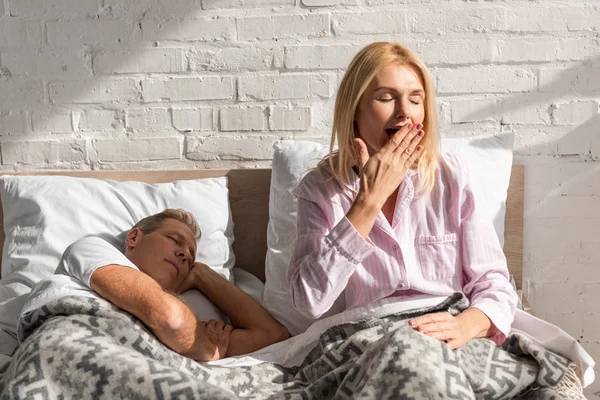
[90, 265, 230, 361]
[183, 263, 289, 357]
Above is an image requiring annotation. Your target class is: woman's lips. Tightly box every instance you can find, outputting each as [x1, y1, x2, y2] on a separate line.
[385, 127, 400, 137]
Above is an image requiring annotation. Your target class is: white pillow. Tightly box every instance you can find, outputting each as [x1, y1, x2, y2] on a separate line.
[181, 268, 266, 324]
[0, 175, 235, 337]
[263, 133, 514, 335]
[441, 133, 514, 248]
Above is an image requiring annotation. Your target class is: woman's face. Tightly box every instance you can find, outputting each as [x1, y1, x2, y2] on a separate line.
[354, 62, 426, 157]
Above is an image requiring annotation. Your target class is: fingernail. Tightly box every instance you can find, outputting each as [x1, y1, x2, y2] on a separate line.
[416, 124, 423, 130]
[418, 130, 424, 137]
[416, 145, 423, 151]
[409, 320, 416, 326]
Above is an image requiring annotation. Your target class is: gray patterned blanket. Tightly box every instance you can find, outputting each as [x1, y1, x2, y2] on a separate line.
[0, 293, 582, 399]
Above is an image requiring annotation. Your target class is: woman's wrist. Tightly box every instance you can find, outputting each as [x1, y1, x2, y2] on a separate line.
[458, 308, 495, 339]
[347, 193, 381, 239]
[352, 192, 383, 214]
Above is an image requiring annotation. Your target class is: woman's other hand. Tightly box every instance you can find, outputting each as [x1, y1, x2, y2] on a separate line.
[408, 308, 497, 350]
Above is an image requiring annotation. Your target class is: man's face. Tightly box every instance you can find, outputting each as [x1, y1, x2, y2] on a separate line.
[125, 218, 197, 292]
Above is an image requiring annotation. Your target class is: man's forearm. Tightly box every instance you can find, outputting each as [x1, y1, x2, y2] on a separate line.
[193, 264, 282, 332]
[191, 265, 289, 356]
[91, 265, 222, 361]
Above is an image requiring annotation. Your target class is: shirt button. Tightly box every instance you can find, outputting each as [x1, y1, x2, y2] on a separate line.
[398, 283, 405, 288]
[392, 244, 399, 251]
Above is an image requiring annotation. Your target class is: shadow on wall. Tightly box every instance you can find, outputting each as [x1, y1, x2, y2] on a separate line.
[461, 54, 600, 155]
[0, 0, 295, 169]
[0, 2, 599, 171]
[460, 54, 600, 212]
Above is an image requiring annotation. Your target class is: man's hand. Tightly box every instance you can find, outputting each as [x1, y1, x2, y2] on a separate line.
[176, 261, 206, 294]
[195, 319, 233, 361]
[175, 261, 289, 356]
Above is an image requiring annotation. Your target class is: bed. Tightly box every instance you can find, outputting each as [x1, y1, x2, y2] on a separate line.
[0, 138, 593, 399]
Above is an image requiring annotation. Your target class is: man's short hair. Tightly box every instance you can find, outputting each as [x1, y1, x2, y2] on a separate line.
[131, 209, 201, 240]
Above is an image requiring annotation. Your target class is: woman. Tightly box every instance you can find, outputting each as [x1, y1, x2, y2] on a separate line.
[287, 42, 518, 349]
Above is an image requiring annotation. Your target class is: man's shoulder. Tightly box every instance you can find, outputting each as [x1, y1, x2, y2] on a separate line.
[64, 236, 119, 256]
[60, 235, 130, 273]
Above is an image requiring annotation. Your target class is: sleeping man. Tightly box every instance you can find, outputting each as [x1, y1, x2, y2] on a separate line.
[20, 208, 289, 362]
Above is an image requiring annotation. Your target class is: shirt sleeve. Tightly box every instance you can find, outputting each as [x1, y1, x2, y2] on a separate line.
[58, 236, 139, 289]
[288, 180, 375, 319]
[455, 156, 518, 342]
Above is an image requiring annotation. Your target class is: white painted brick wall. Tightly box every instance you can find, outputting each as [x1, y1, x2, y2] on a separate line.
[2, 139, 87, 165]
[2, 50, 91, 79]
[186, 135, 274, 161]
[47, 20, 140, 47]
[285, 44, 360, 69]
[269, 106, 311, 131]
[0, 1, 599, 396]
[49, 78, 141, 104]
[188, 47, 282, 72]
[553, 101, 599, 125]
[172, 107, 213, 132]
[125, 108, 173, 135]
[220, 107, 265, 131]
[0, 20, 44, 47]
[142, 77, 234, 102]
[0, 81, 44, 109]
[78, 109, 119, 131]
[32, 110, 73, 133]
[0, 111, 28, 133]
[540, 67, 600, 92]
[408, 6, 505, 34]
[237, 14, 330, 40]
[141, 18, 236, 42]
[202, 0, 295, 9]
[94, 137, 181, 162]
[8, 0, 99, 18]
[435, 67, 538, 94]
[94, 49, 186, 74]
[332, 11, 407, 36]
[239, 74, 310, 101]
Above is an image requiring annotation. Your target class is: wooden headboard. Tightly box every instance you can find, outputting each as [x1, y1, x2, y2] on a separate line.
[0, 166, 524, 288]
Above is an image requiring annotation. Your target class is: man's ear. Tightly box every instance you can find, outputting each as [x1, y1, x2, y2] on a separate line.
[125, 228, 143, 250]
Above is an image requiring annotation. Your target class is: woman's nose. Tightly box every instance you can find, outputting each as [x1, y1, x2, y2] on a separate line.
[395, 104, 411, 122]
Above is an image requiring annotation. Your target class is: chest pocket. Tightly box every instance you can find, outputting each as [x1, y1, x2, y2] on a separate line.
[417, 233, 459, 281]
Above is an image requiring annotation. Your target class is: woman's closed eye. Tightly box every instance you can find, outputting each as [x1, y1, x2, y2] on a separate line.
[376, 95, 421, 105]
[377, 95, 395, 102]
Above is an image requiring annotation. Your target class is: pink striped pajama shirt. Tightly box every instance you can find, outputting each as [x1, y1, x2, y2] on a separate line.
[288, 152, 518, 342]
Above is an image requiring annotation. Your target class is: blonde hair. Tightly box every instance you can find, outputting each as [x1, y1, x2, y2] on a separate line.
[131, 208, 201, 240]
[320, 42, 440, 197]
